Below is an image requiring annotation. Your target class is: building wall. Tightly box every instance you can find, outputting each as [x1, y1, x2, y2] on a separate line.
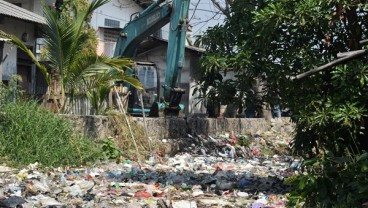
[2, 43, 17, 81]
[91, 0, 173, 57]
[91, 0, 142, 57]
[0, 16, 37, 83]
[90, 0, 143, 30]
[96, 28, 119, 56]
[32, 0, 42, 15]
[3, 0, 34, 11]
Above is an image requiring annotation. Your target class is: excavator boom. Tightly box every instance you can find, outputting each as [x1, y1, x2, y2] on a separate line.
[114, 0, 171, 57]
[163, 0, 189, 116]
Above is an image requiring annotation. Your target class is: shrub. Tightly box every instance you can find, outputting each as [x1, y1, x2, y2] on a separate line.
[286, 152, 368, 207]
[0, 98, 102, 167]
[286, 61, 368, 207]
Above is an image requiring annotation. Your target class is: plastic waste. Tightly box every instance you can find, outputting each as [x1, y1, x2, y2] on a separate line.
[251, 202, 266, 208]
[134, 190, 152, 199]
[0, 196, 27, 207]
[238, 178, 252, 188]
[237, 191, 249, 197]
[172, 200, 197, 208]
[216, 179, 234, 190]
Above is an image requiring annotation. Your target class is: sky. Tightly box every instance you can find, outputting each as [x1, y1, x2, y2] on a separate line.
[188, 0, 226, 38]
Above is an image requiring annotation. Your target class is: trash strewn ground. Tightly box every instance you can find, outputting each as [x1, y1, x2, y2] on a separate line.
[0, 122, 298, 208]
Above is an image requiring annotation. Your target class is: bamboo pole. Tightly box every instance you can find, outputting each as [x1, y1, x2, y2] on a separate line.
[138, 91, 152, 153]
[113, 86, 142, 165]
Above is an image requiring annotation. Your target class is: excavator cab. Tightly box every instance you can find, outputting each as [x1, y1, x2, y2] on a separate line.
[127, 62, 159, 116]
[126, 62, 185, 117]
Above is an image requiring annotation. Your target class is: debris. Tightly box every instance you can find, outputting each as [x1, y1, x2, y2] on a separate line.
[237, 191, 249, 197]
[36, 195, 63, 207]
[0, 130, 295, 208]
[0, 195, 26, 208]
[26, 179, 50, 194]
[216, 179, 235, 190]
[134, 190, 152, 199]
[238, 178, 252, 188]
[0, 166, 17, 173]
[172, 200, 197, 208]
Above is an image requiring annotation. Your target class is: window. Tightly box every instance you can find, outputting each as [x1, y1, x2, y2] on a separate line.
[104, 18, 120, 28]
[103, 29, 120, 42]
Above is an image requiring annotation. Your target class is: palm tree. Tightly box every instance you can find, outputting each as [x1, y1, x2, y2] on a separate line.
[0, 0, 142, 113]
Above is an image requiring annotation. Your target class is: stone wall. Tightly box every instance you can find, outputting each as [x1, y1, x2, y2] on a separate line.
[62, 115, 294, 139]
[62, 115, 115, 139]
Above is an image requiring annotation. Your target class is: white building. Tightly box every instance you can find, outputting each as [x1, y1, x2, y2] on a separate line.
[90, 0, 146, 57]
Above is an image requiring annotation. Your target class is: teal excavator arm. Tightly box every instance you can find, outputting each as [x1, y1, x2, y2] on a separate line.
[114, 0, 171, 57]
[114, 0, 190, 116]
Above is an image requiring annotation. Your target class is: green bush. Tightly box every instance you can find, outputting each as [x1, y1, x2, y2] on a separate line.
[101, 138, 122, 159]
[0, 99, 102, 167]
[286, 61, 368, 207]
[286, 152, 368, 207]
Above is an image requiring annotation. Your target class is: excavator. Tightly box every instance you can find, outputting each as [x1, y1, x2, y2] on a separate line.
[113, 0, 189, 117]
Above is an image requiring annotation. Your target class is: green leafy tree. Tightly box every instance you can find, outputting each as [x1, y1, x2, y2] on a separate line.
[0, 0, 142, 114]
[194, 0, 277, 118]
[197, 0, 368, 206]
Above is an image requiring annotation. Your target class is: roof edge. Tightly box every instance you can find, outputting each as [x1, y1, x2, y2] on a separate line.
[0, 0, 46, 25]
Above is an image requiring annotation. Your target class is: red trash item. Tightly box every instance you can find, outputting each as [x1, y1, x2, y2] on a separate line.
[86, 174, 93, 180]
[212, 166, 222, 176]
[134, 190, 152, 199]
[252, 146, 260, 157]
[230, 133, 238, 145]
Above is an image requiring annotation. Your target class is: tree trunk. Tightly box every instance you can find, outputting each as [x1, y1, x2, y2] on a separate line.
[252, 76, 272, 120]
[346, 5, 362, 50]
[43, 71, 61, 113]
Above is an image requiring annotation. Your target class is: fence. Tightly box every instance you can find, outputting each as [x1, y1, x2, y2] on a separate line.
[63, 94, 94, 115]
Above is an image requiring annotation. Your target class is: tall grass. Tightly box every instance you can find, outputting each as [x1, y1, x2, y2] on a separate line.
[110, 114, 158, 161]
[0, 83, 101, 167]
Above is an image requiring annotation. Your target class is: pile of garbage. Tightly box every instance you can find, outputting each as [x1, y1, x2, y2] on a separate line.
[163, 126, 292, 159]
[0, 128, 298, 208]
[0, 153, 300, 207]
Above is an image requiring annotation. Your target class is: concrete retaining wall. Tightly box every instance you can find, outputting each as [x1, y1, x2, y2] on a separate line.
[62, 115, 115, 139]
[62, 115, 293, 139]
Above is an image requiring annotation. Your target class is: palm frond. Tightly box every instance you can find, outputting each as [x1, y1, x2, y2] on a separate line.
[101, 56, 134, 68]
[82, 61, 143, 91]
[42, 3, 76, 73]
[65, 53, 99, 85]
[120, 76, 144, 91]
